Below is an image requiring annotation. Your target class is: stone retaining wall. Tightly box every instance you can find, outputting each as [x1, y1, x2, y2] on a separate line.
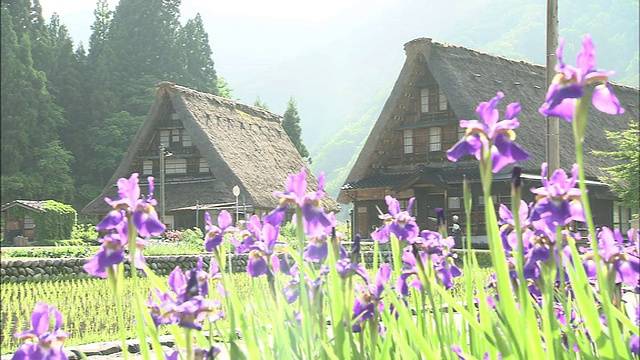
[0, 251, 394, 283]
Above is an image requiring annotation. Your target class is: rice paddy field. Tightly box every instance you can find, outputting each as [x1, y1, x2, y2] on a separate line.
[0, 273, 263, 354]
[0, 266, 494, 354]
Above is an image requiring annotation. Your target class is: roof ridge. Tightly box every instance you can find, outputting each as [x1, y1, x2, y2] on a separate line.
[158, 82, 284, 122]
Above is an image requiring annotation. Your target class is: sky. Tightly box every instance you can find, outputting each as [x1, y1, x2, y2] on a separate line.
[38, 0, 402, 111]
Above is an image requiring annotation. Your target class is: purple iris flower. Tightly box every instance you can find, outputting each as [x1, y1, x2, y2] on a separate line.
[631, 334, 639, 356]
[269, 168, 336, 238]
[303, 235, 329, 262]
[396, 249, 426, 296]
[352, 264, 391, 331]
[410, 230, 455, 255]
[498, 200, 534, 252]
[98, 173, 165, 238]
[539, 35, 625, 122]
[83, 220, 146, 278]
[204, 210, 238, 252]
[246, 221, 280, 277]
[371, 196, 419, 243]
[148, 260, 224, 331]
[530, 163, 585, 232]
[282, 264, 328, 304]
[582, 227, 640, 287]
[193, 346, 222, 360]
[446, 92, 530, 173]
[13, 302, 69, 360]
[83, 225, 126, 278]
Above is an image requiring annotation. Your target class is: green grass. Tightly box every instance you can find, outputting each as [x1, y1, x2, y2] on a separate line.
[0, 261, 493, 355]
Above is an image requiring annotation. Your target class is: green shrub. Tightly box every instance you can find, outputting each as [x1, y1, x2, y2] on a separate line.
[1, 246, 97, 259]
[70, 224, 99, 244]
[54, 239, 87, 247]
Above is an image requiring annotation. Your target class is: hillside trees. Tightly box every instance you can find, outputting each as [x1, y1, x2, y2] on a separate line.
[0, 3, 72, 202]
[593, 122, 640, 209]
[282, 97, 310, 161]
[0, 0, 227, 209]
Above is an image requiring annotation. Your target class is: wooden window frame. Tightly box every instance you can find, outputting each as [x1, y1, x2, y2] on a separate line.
[142, 160, 153, 175]
[165, 158, 187, 174]
[420, 88, 429, 113]
[429, 127, 442, 152]
[403, 129, 414, 154]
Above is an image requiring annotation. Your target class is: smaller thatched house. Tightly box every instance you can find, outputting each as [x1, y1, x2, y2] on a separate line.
[83, 83, 338, 230]
[1, 200, 77, 244]
[339, 38, 639, 241]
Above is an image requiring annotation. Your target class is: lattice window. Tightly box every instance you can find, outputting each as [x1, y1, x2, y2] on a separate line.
[199, 158, 210, 173]
[429, 127, 441, 152]
[439, 90, 448, 110]
[165, 158, 187, 174]
[403, 129, 414, 154]
[143, 160, 153, 175]
[23, 216, 35, 229]
[420, 88, 429, 113]
[182, 132, 192, 147]
[160, 130, 170, 145]
[171, 129, 180, 143]
[448, 196, 461, 209]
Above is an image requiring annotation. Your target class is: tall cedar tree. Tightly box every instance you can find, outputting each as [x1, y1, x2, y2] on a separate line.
[180, 13, 218, 94]
[0, 3, 73, 203]
[282, 97, 309, 160]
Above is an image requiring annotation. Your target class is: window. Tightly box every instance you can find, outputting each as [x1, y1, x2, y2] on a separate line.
[171, 112, 180, 120]
[199, 158, 209, 173]
[182, 132, 192, 147]
[160, 130, 170, 145]
[143, 160, 153, 175]
[613, 202, 637, 233]
[171, 129, 180, 143]
[439, 90, 448, 110]
[448, 196, 461, 209]
[429, 127, 441, 152]
[420, 88, 429, 113]
[23, 216, 35, 229]
[403, 129, 413, 154]
[356, 206, 369, 238]
[165, 158, 187, 174]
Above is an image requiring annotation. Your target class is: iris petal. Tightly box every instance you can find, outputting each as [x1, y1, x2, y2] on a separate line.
[592, 83, 625, 115]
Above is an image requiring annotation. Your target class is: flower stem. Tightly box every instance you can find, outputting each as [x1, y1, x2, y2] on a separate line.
[573, 97, 623, 357]
[185, 328, 193, 360]
[108, 266, 130, 360]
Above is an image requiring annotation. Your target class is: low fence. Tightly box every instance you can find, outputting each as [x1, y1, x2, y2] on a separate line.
[0, 251, 395, 283]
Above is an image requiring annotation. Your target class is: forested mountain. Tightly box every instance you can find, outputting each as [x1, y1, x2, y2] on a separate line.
[1, 0, 637, 216]
[298, 0, 639, 213]
[0, 0, 226, 209]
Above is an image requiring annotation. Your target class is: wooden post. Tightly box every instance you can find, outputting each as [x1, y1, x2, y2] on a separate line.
[546, 0, 560, 173]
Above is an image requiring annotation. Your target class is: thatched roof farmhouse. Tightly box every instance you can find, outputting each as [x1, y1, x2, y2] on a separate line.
[83, 83, 338, 230]
[340, 38, 639, 240]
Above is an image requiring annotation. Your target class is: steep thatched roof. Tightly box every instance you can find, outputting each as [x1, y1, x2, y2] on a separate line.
[339, 37, 639, 203]
[83, 83, 338, 215]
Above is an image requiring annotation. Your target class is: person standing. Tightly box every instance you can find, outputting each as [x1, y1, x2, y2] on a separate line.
[450, 215, 463, 248]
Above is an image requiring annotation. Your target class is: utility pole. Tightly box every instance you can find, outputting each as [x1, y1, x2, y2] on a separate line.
[159, 144, 166, 224]
[546, 0, 560, 172]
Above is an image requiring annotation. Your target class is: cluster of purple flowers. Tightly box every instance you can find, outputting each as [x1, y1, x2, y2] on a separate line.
[83, 174, 166, 278]
[12, 34, 638, 360]
[147, 258, 225, 331]
[13, 303, 69, 360]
